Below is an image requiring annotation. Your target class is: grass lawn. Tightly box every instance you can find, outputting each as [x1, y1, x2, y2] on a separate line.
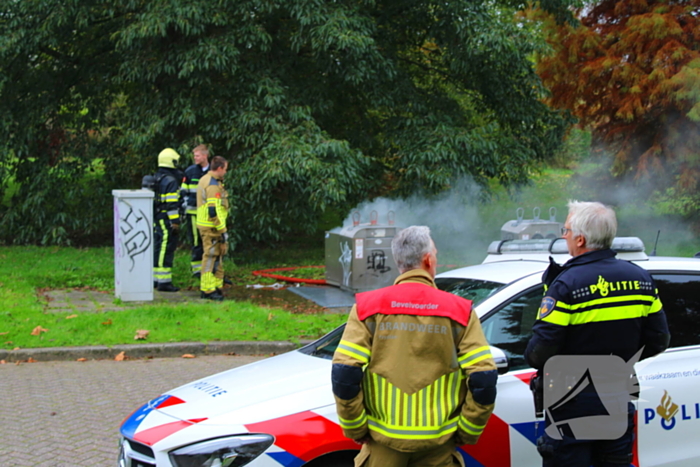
[0, 241, 348, 351]
[2, 168, 698, 351]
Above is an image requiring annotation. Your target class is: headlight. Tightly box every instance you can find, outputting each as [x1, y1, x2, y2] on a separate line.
[169, 434, 274, 467]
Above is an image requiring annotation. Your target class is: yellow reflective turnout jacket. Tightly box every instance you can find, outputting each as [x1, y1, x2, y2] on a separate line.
[332, 269, 497, 452]
[195, 172, 228, 235]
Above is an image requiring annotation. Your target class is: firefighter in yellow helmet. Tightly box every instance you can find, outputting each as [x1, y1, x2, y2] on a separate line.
[196, 155, 229, 301]
[153, 148, 184, 292]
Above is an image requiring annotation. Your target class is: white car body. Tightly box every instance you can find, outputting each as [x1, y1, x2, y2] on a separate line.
[119, 242, 700, 467]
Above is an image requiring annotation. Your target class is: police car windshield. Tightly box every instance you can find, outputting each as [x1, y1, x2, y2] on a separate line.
[301, 279, 505, 360]
[434, 278, 505, 306]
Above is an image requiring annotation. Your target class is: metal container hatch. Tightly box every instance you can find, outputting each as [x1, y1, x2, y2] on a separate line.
[325, 210, 401, 293]
[501, 207, 563, 241]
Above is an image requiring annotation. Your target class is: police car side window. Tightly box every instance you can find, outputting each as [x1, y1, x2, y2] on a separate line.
[480, 285, 545, 371]
[651, 274, 700, 348]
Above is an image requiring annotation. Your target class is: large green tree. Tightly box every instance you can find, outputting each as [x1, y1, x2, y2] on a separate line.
[529, 0, 700, 209]
[0, 0, 570, 245]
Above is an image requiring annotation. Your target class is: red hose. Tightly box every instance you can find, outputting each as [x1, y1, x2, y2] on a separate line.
[252, 266, 327, 285]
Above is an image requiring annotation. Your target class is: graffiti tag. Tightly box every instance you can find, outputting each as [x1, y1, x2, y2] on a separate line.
[367, 250, 391, 273]
[118, 201, 151, 272]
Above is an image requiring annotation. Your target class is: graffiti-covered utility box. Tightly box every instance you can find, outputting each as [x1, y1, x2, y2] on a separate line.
[325, 211, 401, 294]
[113, 190, 154, 301]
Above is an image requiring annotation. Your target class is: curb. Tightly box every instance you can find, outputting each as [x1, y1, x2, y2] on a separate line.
[0, 341, 307, 363]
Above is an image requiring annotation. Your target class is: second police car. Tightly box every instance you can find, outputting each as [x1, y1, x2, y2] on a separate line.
[119, 237, 700, 467]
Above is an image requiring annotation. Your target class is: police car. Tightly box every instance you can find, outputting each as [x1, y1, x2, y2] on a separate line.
[118, 238, 700, 467]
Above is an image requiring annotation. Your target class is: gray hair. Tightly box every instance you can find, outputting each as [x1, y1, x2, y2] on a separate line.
[391, 226, 434, 273]
[567, 200, 617, 250]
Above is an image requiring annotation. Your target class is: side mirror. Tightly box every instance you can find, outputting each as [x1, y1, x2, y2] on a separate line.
[490, 346, 510, 375]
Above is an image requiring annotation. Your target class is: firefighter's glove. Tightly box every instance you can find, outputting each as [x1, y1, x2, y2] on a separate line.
[171, 223, 180, 232]
[220, 237, 228, 256]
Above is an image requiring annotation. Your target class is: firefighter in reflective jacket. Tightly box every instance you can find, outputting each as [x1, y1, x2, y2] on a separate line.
[153, 148, 184, 292]
[181, 144, 210, 277]
[524, 201, 670, 467]
[196, 156, 229, 301]
[332, 226, 497, 467]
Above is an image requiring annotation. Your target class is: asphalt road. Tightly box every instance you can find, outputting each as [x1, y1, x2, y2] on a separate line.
[0, 354, 266, 467]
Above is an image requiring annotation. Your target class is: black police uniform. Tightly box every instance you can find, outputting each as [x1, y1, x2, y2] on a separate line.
[153, 167, 183, 290]
[181, 163, 209, 276]
[524, 249, 670, 467]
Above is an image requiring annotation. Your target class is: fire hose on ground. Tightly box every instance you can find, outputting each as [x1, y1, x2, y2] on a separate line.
[252, 266, 327, 285]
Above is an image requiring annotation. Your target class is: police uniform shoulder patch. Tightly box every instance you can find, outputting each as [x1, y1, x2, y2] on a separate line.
[538, 296, 556, 319]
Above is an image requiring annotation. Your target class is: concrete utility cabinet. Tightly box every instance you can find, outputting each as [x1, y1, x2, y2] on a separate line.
[325, 211, 401, 294]
[113, 190, 154, 301]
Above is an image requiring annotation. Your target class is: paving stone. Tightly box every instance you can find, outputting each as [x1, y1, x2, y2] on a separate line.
[0, 355, 265, 466]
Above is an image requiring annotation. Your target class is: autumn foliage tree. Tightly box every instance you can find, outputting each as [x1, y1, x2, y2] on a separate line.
[530, 0, 700, 207]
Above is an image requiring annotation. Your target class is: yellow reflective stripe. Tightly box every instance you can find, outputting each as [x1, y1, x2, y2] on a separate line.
[459, 346, 492, 368]
[568, 304, 652, 325]
[540, 308, 571, 326]
[458, 415, 486, 436]
[568, 295, 655, 312]
[337, 340, 370, 363]
[366, 370, 463, 438]
[368, 416, 458, 440]
[543, 296, 660, 326]
[339, 411, 367, 429]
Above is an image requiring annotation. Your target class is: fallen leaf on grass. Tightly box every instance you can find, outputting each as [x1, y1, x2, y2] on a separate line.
[134, 329, 150, 340]
[267, 313, 274, 321]
[76, 358, 87, 362]
[66, 314, 78, 319]
[182, 354, 196, 359]
[30, 326, 48, 336]
[114, 351, 126, 361]
[0, 332, 8, 335]
[102, 319, 112, 326]
[13, 346, 20, 350]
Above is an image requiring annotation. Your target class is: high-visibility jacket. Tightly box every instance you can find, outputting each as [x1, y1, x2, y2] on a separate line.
[525, 248, 670, 370]
[155, 167, 182, 225]
[181, 164, 209, 215]
[332, 269, 497, 453]
[195, 172, 228, 235]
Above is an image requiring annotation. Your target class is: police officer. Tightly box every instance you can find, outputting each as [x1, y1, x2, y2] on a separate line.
[196, 156, 229, 301]
[524, 201, 670, 467]
[181, 144, 210, 278]
[332, 226, 497, 467]
[153, 148, 184, 292]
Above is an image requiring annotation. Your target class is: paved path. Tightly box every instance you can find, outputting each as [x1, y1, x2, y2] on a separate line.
[0, 354, 266, 466]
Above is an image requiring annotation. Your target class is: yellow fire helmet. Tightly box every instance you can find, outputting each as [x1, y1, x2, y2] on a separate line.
[158, 148, 181, 168]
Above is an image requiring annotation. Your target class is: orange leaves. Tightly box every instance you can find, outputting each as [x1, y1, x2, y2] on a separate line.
[115, 351, 126, 361]
[30, 326, 48, 336]
[134, 329, 149, 340]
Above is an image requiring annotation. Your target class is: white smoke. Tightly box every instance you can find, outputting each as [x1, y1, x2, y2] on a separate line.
[333, 179, 492, 266]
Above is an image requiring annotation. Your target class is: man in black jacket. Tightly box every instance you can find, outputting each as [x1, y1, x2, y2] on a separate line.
[153, 148, 184, 292]
[181, 144, 210, 278]
[525, 201, 670, 467]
